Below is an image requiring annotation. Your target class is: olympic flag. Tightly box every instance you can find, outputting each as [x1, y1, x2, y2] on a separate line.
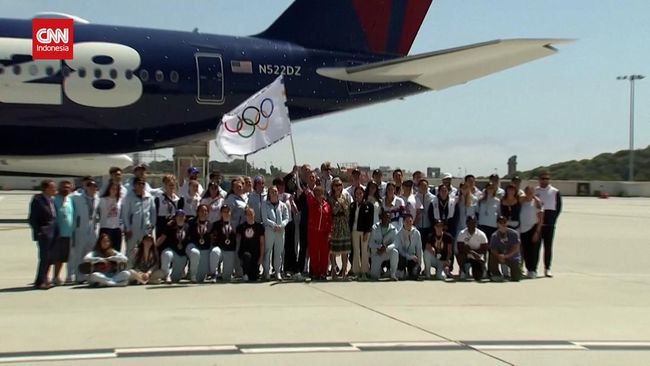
[215, 76, 291, 159]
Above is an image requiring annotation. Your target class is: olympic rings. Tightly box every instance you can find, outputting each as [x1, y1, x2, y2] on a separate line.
[223, 98, 275, 138]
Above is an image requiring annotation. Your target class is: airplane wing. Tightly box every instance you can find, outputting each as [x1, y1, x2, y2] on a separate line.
[316, 39, 572, 90]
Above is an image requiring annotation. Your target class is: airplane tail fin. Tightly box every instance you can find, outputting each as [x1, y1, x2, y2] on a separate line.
[256, 0, 433, 56]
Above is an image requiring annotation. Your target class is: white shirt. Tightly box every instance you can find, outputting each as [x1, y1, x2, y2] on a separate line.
[383, 196, 405, 231]
[344, 184, 364, 203]
[183, 192, 202, 216]
[457, 228, 488, 251]
[400, 193, 417, 220]
[97, 196, 121, 229]
[200, 196, 224, 224]
[179, 180, 204, 199]
[535, 185, 560, 211]
[519, 198, 543, 233]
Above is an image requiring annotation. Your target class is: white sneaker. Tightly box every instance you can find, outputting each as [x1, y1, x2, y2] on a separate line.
[545, 269, 553, 278]
[165, 275, 172, 284]
[243, 274, 249, 282]
[527, 271, 537, 279]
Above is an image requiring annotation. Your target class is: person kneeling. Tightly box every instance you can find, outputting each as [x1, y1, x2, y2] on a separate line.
[396, 214, 422, 280]
[423, 219, 453, 280]
[488, 216, 522, 282]
[238, 207, 265, 282]
[83, 233, 130, 287]
[157, 210, 195, 283]
[369, 209, 399, 281]
[457, 216, 488, 281]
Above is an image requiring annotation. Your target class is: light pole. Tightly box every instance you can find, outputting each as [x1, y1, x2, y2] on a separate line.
[617, 74, 644, 181]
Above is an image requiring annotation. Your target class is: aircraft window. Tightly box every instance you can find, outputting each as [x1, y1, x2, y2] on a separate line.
[170, 70, 179, 83]
[94, 68, 102, 78]
[139, 69, 149, 82]
[109, 69, 118, 80]
[45, 66, 55, 76]
[125, 70, 133, 80]
[13, 65, 21, 75]
[155, 70, 164, 82]
[78, 67, 86, 78]
[29, 64, 38, 76]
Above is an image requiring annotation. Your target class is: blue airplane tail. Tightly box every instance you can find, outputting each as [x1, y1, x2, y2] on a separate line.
[256, 0, 433, 56]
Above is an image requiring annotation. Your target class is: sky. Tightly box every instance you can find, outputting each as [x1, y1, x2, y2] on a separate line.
[3, 0, 649, 176]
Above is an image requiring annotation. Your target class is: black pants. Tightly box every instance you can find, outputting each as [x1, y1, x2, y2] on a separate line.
[463, 258, 484, 281]
[240, 251, 260, 281]
[488, 254, 522, 281]
[478, 225, 496, 275]
[417, 227, 431, 250]
[297, 221, 309, 274]
[520, 227, 541, 272]
[398, 257, 421, 280]
[100, 228, 122, 252]
[541, 225, 556, 269]
[156, 216, 170, 240]
[35, 237, 53, 286]
[283, 221, 298, 273]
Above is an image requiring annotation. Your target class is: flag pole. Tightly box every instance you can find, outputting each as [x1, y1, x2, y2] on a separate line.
[244, 155, 248, 176]
[289, 125, 297, 168]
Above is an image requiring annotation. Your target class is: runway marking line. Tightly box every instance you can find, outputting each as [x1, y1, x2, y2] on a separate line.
[2, 341, 650, 363]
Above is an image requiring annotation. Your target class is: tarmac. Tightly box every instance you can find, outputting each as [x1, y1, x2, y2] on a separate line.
[1, 193, 649, 365]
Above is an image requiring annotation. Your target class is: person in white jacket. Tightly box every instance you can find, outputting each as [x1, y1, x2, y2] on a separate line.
[84, 233, 130, 287]
[261, 186, 289, 280]
[396, 213, 423, 280]
[121, 177, 156, 266]
[368, 209, 399, 281]
[71, 179, 99, 284]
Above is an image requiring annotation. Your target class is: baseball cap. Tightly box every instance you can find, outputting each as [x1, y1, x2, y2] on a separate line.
[175, 209, 186, 217]
[133, 163, 147, 171]
[372, 169, 382, 176]
[497, 215, 508, 224]
[433, 219, 444, 226]
[188, 167, 199, 175]
[442, 173, 453, 179]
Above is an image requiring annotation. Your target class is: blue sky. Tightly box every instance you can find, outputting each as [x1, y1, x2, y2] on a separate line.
[3, 0, 649, 176]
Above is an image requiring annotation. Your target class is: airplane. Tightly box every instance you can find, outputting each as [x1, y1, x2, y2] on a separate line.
[0, 0, 568, 171]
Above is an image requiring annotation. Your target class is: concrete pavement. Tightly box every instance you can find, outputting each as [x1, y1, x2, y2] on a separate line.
[1, 194, 649, 365]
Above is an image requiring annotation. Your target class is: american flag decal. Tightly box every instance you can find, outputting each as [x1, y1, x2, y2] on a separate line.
[231, 60, 253, 74]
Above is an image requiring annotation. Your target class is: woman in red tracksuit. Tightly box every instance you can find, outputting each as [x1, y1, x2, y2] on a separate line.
[306, 185, 332, 281]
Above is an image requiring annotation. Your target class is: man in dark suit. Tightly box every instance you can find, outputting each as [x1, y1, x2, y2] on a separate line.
[28, 180, 58, 289]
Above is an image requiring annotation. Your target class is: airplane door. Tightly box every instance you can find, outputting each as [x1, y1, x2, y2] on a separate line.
[195, 53, 224, 104]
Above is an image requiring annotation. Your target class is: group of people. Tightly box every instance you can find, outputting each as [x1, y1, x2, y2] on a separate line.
[28, 162, 561, 289]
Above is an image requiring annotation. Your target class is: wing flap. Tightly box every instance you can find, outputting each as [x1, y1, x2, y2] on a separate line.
[317, 39, 572, 90]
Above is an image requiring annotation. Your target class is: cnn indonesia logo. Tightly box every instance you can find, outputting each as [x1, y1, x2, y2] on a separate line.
[32, 19, 74, 60]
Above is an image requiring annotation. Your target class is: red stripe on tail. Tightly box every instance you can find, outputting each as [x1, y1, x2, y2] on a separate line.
[352, 0, 392, 54]
[398, 0, 433, 55]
